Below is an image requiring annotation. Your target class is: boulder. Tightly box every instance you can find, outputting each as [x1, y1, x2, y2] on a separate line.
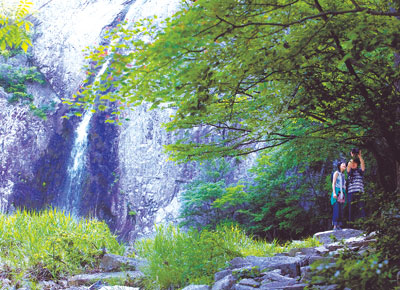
[281, 284, 307, 289]
[68, 271, 144, 286]
[215, 269, 233, 282]
[232, 266, 261, 279]
[288, 247, 320, 257]
[89, 280, 108, 290]
[232, 284, 258, 290]
[307, 256, 334, 265]
[211, 274, 237, 290]
[231, 256, 301, 277]
[313, 229, 364, 245]
[181, 285, 210, 290]
[99, 287, 139, 290]
[300, 266, 311, 282]
[314, 246, 329, 256]
[259, 280, 297, 289]
[229, 257, 252, 269]
[238, 278, 261, 287]
[99, 254, 143, 272]
[261, 271, 297, 284]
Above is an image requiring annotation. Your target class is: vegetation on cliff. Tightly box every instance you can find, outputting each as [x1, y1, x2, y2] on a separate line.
[0, 0, 33, 54]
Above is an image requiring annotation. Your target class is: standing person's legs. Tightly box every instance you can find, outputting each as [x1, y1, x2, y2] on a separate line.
[332, 202, 339, 229]
[338, 202, 343, 229]
[354, 191, 366, 220]
[348, 192, 353, 222]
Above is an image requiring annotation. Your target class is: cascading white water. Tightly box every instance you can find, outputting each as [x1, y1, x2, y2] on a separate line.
[61, 57, 112, 215]
[61, 110, 93, 215]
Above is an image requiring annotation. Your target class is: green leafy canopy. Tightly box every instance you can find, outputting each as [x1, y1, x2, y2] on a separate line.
[70, 0, 399, 189]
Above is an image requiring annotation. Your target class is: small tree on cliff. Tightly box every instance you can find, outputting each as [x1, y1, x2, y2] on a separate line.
[0, 0, 33, 54]
[71, 0, 400, 194]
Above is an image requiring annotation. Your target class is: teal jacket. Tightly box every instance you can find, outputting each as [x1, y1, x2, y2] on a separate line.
[331, 171, 347, 205]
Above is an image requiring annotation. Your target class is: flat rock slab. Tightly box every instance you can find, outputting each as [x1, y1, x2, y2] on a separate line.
[181, 285, 211, 290]
[261, 271, 297, 283]
[211, 274, 237, 290]
[231, 256, 302, 277]
[259, 280, 297, 289]
[68, 271, 144, 286]
[238, 278, 260, 287]
[99, 287, 139, 290]
[313, 229, 363, 245]
[100, 254, 144, 272]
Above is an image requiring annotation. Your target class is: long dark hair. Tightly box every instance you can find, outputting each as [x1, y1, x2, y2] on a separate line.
[336, 161, 345, 172]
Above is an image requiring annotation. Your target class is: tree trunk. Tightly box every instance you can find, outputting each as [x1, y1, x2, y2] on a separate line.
[367, 141, 397, 193]
[396, 161, 400, 195]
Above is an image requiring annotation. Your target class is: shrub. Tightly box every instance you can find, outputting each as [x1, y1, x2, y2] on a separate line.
[179, 159, 245, 229]
[308, 250, 398, 289]
[134, 223, 320, 289]
[0, 208, 124, 281]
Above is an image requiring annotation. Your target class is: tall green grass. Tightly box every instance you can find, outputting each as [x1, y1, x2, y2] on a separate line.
[0, 208, 124, 281]
[134, 224, 320, 289]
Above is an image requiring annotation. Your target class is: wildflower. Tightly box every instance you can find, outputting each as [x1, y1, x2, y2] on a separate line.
[376, 269, 381, 274]
[334, 270, 340, 277]
[383, 260, 388, 265]
[378, 263, 383, 268]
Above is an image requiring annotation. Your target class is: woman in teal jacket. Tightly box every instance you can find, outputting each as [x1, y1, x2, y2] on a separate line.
[331, 162, 347, 230]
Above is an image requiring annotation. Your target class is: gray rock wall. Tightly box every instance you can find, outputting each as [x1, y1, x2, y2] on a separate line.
[0, 0, 255, 241]
[116, 104, 196, 240]
[0, 80, 62, 212]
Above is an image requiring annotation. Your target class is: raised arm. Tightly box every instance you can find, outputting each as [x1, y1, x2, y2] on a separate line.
[359, 150, 365, 172]
[347, 160, 352, 173]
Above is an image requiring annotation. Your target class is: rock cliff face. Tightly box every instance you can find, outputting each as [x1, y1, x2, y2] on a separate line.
[0, 0, 254, 241]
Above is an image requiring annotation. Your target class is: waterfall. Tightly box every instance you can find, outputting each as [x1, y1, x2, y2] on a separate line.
[61, 110, 93, 215]
[61, 57, 112, 216]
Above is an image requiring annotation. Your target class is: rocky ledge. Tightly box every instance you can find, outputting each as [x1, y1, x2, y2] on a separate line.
[0, 229, 381, 290]
[183, 228, 376, 290]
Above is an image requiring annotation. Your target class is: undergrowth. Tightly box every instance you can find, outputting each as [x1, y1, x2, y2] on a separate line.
[0, 208, 124, 282]
[134, 223, 320, 289]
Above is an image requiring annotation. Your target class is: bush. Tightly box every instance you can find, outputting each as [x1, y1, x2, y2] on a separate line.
[134, 223, 320, 289]
[0, 208, 124, 281]
[179, 158, 246, 229]
[308, 250, 398, 289]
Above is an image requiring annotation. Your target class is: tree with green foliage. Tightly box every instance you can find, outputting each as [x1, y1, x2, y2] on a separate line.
[241, 143, 331, 240]
[0, 0, 33, 54]
[179, 159, 247, 229]
[71, 0, 399, 193]
[67, 0, 400, 277]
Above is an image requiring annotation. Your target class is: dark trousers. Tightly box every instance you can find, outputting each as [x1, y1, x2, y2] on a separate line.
[348, 191, 365, 222]
[332, 201, 344, 226]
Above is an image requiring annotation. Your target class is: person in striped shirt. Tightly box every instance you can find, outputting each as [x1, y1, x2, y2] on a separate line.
[347, 148, 366, 222]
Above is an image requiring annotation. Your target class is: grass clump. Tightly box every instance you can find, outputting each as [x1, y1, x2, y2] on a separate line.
[134, 223, 320, 289]
[0, 208, 124, 282]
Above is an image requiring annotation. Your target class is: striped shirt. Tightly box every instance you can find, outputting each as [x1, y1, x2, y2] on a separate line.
[348, 168, 364, 194]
